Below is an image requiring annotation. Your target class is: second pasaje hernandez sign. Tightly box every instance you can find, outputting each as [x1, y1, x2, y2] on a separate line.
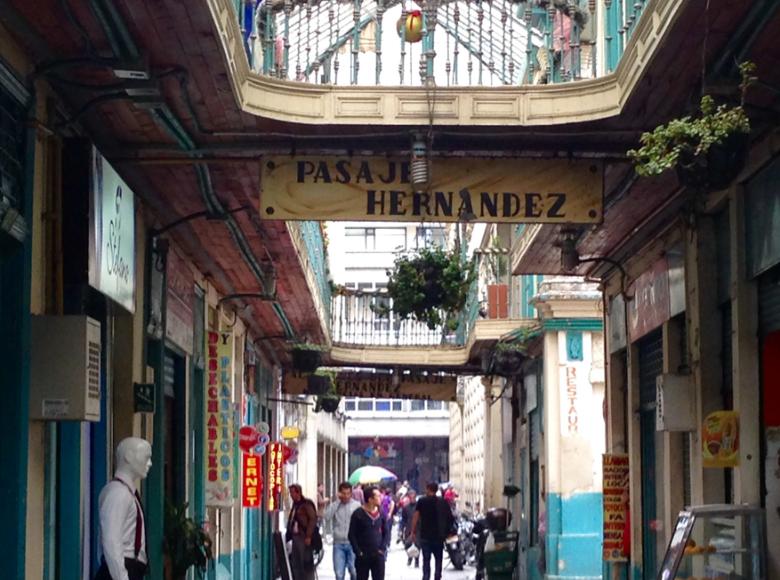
[261, 156, 603, 224]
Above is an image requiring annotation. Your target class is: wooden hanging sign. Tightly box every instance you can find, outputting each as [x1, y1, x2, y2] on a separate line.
[260, 156, 603, 224]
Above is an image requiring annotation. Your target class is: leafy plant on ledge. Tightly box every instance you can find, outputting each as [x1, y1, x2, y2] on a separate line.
[628, 61, 756, 191]
[290, 342, 326, 372]
[164, 500, 213, 579]
[376, 246, 476, 331]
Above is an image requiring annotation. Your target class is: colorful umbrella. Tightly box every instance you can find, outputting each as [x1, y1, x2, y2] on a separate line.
[348, 465, 398, 486]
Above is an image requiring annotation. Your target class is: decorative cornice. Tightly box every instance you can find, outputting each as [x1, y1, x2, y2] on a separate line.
[205, 0, 685, 126]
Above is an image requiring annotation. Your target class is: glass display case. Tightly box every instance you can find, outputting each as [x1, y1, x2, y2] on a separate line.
[659, 505, 767, 580]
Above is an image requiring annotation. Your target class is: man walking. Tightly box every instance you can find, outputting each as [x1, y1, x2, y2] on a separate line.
[348, 486, 387, 580]
[286, 484, 318, 580]
[410, 483, 454, 580]
[324, 482, 361, 580]
[400, 489, 419, 568]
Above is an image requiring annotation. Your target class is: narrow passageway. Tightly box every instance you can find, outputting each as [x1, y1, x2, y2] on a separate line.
[316, 530, 473, 580]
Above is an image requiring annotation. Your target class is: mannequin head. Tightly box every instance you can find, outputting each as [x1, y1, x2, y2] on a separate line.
[115, 437, 152, 480]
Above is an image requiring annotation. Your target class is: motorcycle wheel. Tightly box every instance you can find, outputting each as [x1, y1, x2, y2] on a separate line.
[446, 545, 465, 571]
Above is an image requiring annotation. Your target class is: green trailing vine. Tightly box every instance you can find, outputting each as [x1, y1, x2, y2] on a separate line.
[164, 500, 213, 578]
[376, 246, 476, 331]
[628, 61, 756, 183]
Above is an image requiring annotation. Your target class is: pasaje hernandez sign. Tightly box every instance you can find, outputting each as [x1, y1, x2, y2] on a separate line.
[205, 331, 234, 507]
[260, 156, 603, 224]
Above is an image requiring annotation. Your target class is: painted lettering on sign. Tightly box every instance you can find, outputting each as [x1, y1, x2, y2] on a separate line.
[268, 442, 285, 511]
[262, 157, 603, 224]
[602, 454, 630, 561]
[205, 331, 234, 507]
[242, 454, 263, 508]
[566, 366, 579, 435]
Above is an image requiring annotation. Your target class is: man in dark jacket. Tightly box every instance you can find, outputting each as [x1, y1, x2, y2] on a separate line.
[348, 486, 387, 580]
[287, 484, 318, 580]
[410, 483, 454, 580]
[400, 489, 419, 567]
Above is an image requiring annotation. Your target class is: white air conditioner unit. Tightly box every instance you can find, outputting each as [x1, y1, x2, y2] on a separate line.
[656, 373, 695, 432]
[30, 316, 101, 422]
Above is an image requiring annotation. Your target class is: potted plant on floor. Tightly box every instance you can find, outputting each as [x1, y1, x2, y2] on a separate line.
[628, 61, 755, 191]
[164, 500, 213, 580]
[376, 246, 476, 331]
[290, 342, 325, 372]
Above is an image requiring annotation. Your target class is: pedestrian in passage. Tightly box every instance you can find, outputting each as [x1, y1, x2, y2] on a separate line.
[379, 486, 395, 558]
[286, 484, 318, 580]
[324, 481, 361, 580]
[410, 482, 454, 580]
[400, 489, 420, 568]
[348, 485, 387, 580]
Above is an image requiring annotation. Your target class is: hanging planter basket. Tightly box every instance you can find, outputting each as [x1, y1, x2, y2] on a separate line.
[316, 394, 341, 413]
[291, 346, 323, 372]
[491, 344, 526, 377]
[306, 373, 332, 395]
[675, 132, 749, 191]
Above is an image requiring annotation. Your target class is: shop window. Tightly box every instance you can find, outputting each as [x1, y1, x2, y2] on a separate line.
[357, 400, 373, 411]
[345, 399, 356, 411]
[375, 400, 391, 411]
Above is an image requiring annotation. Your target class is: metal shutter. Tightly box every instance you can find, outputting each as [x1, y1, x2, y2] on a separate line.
[639, 330, 663, 406]
[759, 270, 780, 336]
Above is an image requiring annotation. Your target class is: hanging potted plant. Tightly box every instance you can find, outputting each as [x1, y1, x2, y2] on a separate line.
[313, 371, 341, 413]
[628, 61, 755, 191]
[290, 343, 325, 372]
[490, 341, 527, 377]
[307, 368, 335, 395]
[376, 246, 476, 331]
[163, 500, 213, 580]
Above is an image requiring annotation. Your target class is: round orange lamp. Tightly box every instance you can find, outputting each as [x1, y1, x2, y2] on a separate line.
[397, 10, 423, 43]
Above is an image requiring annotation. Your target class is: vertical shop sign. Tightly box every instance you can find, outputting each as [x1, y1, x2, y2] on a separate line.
[602, 454, 630, 561]
[268, 442, 285, 511]
[205, 330, 234, 507]
[242, 454, 263, 508]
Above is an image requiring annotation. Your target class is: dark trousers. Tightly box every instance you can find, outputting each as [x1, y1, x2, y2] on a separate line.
[290, 535, 315, 580]
[420, 539, 443, 580]
[355, 552, 385, 580]
[94, 558, 148, 580]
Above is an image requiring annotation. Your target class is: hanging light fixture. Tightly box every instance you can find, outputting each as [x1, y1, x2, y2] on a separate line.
[410, 132, 429, 192]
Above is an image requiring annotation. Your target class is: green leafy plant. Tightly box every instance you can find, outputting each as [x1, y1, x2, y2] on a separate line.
[307, 368, 336, 395]
[490, 341, 527, 376]
[377, 246, 476, 331]
[312, 369, 341, 413]
[628, 61, 755, 189]
[164, 500, 213, 579]
[290, 342, 326, 372]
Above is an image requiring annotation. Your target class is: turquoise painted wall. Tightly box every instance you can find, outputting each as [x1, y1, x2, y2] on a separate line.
[546, 492, 603, 579]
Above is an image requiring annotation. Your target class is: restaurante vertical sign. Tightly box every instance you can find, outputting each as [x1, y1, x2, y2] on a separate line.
[205, 330, 234, 507]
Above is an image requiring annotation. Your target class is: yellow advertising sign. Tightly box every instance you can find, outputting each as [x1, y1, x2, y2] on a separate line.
[703, 411, 739, 468]
[261, 156, 603, 223]
[205, 330, 234, 507]
[283, 371, 457, 401]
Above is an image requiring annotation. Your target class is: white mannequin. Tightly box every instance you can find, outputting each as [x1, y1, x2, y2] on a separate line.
[96, 437, 152, 580]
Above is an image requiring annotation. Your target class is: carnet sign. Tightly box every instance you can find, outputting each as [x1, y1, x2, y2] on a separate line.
[261, 156, 603, 224]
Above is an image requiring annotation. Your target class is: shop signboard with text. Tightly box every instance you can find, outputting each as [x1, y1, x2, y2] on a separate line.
[242, 454, 263, 508]
[267, 442, 285, 511]
[261, 156, 603, 224]
[283, 370, 457, 400]
[205, 331, 235, 507]
[602, 454, 630, 561]
[89, 148, 135, 312]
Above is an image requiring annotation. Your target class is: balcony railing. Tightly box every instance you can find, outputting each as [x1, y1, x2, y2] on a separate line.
[234, 0, 649, 87]
[330, 275, 480, 347]
[288, 221, 332, 328]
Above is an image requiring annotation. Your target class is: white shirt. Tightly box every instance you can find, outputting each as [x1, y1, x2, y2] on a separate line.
[99, 473, 147, 580]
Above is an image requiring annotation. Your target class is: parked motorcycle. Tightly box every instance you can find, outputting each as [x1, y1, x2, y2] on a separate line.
[445, 512, 477, 570]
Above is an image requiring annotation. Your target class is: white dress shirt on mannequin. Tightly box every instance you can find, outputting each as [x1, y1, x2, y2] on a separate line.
[98, 437, 152, 580]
